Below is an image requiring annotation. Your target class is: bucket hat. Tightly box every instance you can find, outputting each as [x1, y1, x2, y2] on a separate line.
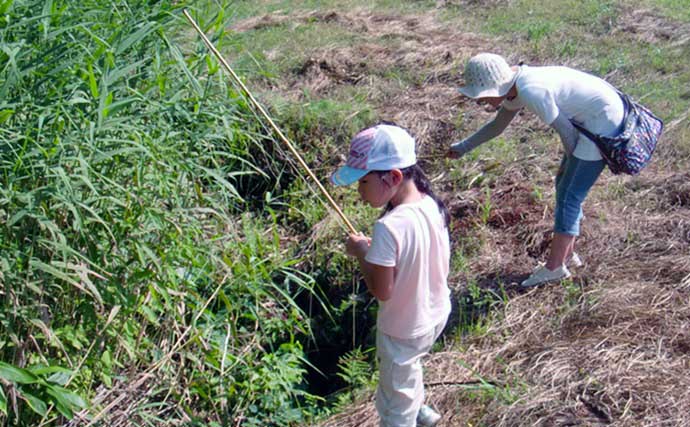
[457, 53, 519, 99]
[331, 124, 416, 186]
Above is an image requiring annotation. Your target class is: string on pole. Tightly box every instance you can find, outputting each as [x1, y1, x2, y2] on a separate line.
[182, 9, 357, 235]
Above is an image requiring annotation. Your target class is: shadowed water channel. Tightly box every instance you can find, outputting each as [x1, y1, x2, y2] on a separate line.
[298, 280, 377, 399]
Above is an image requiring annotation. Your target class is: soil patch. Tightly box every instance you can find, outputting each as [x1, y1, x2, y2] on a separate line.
[233, 9, 493, 150]
[615, 7, 690, 46]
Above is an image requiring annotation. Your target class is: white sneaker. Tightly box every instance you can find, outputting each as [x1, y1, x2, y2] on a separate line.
[521, 264, 571, 287]
[417, 404, 441, 427]
[569, 252, 583, 268]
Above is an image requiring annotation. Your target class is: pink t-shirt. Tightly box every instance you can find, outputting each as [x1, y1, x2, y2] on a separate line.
[365, 196, 451, 339]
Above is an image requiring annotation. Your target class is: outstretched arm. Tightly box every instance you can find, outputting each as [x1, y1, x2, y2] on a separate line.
[550, 112, 580, 156]
[449, 107, 519, 157]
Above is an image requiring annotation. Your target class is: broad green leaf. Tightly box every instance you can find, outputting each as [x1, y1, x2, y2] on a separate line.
[138, 305, 160, 326]
[20, 390, 48, 417]
[161, 33, 202, 95]
[47, 371, 72, 387]
[27, 365, 71, 377]
[105, 97, 138, 117]
[104, 59, 146, 87]
[205, 54, 219, 75]
[7, 209, 29, 227]
[0, 362, 40, 384]
[100, 372, 112, 388]
[29, 260, 103, 304]
[100, 349, 112, 368]
[115, 22, 157, 55]
[0, 0, 14, 15]
[46, 385, 87, 419]
[68, 91, 92, 105]
[87, 63, 99, 98]
[27, 365, 72, 386]
[100, 91, 114, 119]
[39, 0, 52, 39]
[0, 108, 14, 124]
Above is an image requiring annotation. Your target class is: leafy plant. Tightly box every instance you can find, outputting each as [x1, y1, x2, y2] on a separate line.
[0, 0, 335, 425]
[456, 360, 522, 405]
[479, 187, 493, 225]
[336, 347, 374, 391]
[457, 280, 506, 337]
[0, 362, 86, 420]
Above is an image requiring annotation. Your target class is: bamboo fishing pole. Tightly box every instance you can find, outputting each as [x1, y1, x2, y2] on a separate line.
[182, 9, 357, 235]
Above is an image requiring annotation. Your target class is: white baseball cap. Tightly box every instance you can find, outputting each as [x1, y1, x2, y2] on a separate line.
[457, 53, 519, 99]
[331, 124, 417, 186]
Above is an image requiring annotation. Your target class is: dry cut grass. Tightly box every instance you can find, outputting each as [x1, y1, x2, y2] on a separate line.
[231, 5, 690, 427]
[317, 168, 690, 426]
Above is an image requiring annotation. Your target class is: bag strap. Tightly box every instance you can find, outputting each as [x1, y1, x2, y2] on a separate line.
[570, 120, 615, 165]
[569, 85, 631, 165]
[571, 120, 600, 142]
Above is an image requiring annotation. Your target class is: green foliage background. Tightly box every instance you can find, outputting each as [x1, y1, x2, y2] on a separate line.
[0, 1, 347, 425]
[2, 0, 688, 425]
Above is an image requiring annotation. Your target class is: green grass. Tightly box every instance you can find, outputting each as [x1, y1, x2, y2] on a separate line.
[227, 21, 363, 82]
[230, 0, 437, 20]
[440, 0, 617, 39]
[641, 0, 690, 21]
[0, 0, 342, 425]
[2, 0, 688, 425]
[276, 94, 376, 151]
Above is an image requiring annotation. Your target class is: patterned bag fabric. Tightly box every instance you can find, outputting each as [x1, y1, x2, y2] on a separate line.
[571, 92, 664, 175]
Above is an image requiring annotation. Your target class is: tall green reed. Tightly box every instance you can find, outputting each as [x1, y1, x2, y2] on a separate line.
[0, 1, 326, 425]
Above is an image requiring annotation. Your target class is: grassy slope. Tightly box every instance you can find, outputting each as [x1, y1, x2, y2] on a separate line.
[225, 0, 690, 426]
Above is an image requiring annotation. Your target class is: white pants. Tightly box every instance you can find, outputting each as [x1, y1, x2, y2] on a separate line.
[375, 318, 447, 427]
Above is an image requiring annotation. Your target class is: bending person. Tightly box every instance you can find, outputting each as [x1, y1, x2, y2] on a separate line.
[448, 53, 624, 287]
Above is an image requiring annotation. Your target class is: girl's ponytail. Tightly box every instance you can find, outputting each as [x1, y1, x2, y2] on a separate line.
[380, 164, 450, 227]
[405, 164, 451, 227]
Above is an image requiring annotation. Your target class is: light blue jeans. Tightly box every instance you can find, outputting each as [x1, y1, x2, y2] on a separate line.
[554, 155, 605, 236]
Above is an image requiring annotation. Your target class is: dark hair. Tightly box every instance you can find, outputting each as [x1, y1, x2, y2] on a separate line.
[377, 164, 450, 228]
[361, 121, 450, 227]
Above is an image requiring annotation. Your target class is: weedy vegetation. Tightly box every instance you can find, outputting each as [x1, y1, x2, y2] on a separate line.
[0, 0, 366, 425]
[2, 0, 689, 426]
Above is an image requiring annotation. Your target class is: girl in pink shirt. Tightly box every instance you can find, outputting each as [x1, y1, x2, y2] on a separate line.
[331, 123, 450, 427]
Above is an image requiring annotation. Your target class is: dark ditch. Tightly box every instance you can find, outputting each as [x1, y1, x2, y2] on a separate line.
[297, 275, 378, 399]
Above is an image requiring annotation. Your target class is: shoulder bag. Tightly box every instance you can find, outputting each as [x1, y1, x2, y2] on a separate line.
[571, 92, 664, 175]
